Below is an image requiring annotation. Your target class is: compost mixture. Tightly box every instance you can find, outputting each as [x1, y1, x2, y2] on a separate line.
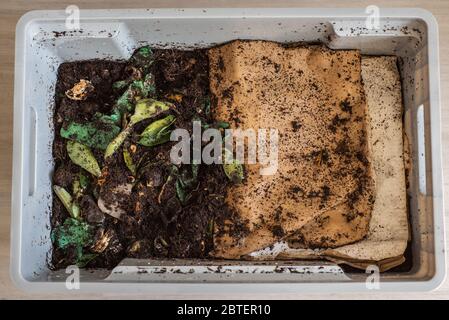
[50, 43, 409, 273]
[51, 47, 238, 269]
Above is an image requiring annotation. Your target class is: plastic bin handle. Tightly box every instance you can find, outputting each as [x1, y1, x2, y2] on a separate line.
[28, 106, 37, 196]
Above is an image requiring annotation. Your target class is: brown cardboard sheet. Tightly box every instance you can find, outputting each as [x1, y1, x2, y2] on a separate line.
[258, 56, 409, 271]
[209, 40, 375, 259]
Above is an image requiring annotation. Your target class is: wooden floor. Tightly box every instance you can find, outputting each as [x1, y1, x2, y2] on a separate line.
[1, 0, 448, 299]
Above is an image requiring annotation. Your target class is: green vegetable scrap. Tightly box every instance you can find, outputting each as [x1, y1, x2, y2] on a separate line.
[94, 109, 122, 126]
[130, 99, 171, 125]
[79, 172, 89, 189]
[72, 172, 89, 200]
[112, 80, 130, 91]
[123, 148, 136, 175]
[53, 185, 80, 219]
[130, 46, 154, 75]
[71, 203, 81, 220]
[67, 141, 102, 177]
[175, 164, 199, 203]
[222, 148, 244, 184]
[215, 121, 230, 129]
[113, 46, 155, 114]
[143, 72, 156, 95]
[51, 218, 95, 267]
[104, 127, 132, 160]
[116, 74, 156, 113]
[198, 118, 229, 130]
[62, 47, 156, 157]
[72, 179, 81, 198]
[104, 99, 172, 159]
[66, 47, 155, 145]
[138, 115, 176, 147]
[175, 179, 186, 203]
[51, 218, 92, 249]
[60, 121, 121, 150]
[53, 185, 72, 213]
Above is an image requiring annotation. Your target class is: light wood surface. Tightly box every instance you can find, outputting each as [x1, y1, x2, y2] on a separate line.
[1, 0, 448, 299]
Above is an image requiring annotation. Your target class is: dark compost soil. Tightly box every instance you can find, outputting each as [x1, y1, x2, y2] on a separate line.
[51, 48, 233, 269]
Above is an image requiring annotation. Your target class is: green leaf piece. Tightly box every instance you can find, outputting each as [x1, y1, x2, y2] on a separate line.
[116, 81, 143, 112]
[53, 185, 81, 219]
[123, 148, 136, 175]
[223, 160, 244, 184]
[71, 202, 81, 220]
[116, 74, 156, 113]
[79, 172, 89, 189]
[130, 46, 154, 74]
[142, 73, 156, 97]
[138, 115, 176, 147]
[72, 172, 89, 202]
[133, 46, 152, 59]
[51, 218, 94, 267]
[53, 185, 75, 216]
[215, 121, 230, 129]
[175, 179, 187, 204]
[67, 141, 102, 177]
[94, 110, 122, 125]
[60, 121, 121, 150]
[72, 179, 81, 197]
[130, 98, 171, 125]
[51, 218, 93, 251]
[175, 164, 199, 204]
[112, 80, 130, 91]
[222, 148, 244, 183]
[104, 126, 132, 159]
[104, 99, 172, 159]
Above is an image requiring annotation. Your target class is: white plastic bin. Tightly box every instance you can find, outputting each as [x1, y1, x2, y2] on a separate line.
[11, 8, 445, 293]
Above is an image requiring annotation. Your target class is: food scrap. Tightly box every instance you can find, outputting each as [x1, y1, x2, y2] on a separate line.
[65, 79, 94, 101]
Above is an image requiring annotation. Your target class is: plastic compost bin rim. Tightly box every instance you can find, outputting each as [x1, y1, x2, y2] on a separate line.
[10, 7, 445, 294]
